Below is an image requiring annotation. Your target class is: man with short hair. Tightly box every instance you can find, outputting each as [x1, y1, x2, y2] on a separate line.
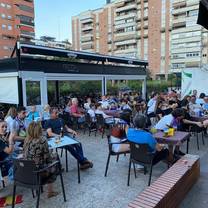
[14, 106, 27, 141]
[46, 107, 93, 170]
[127, 114, 169, 165]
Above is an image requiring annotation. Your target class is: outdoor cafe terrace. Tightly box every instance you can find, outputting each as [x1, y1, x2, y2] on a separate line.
[1, 130, 208, 208]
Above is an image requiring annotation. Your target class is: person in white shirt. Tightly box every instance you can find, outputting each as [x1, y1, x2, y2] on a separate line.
[155, 108, 184, 130]
[4, 107, 17, 133]
[87, 104, 96, 122]
[147, 93, 159, 116]
[189, 95, 202, 115]
[84, 98, 92, 110]
[99, 96, 110, 109]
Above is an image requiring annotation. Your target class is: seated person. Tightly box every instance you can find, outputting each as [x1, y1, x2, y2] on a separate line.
[127, 114, 169, 165]
[4, 107, 17, 133]
[23, 122, 58, 198]
[46, 107, 93, 170]
[155, 108, 185, 131]
[87, 104, 96, 122]
[27, 105, 41, 122]
[202, 96, 208, 111]
[70, 98, 85, 123]
[0, 120, 15, 180]
[95, 103, 114, 124]
[84, 98, 92, 110]
[180, 106, 204, 131]
[188, 95, 202, 115]
[14, 106, 27, 141]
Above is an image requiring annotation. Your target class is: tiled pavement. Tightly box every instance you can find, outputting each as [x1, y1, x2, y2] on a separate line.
[1, 131, 208, 208]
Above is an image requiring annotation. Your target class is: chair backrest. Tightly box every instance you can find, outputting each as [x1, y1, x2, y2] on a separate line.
[13, 159, 39, 186]
[95, 114, 105, 125]
[129, 142, 154, 164]
[85, 113, 92, 124]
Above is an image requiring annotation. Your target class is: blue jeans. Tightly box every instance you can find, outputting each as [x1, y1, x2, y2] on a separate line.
[65, 143, 87, 165]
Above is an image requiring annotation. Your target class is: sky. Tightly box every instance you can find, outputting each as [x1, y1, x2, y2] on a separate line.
[34, 0, 107, 42]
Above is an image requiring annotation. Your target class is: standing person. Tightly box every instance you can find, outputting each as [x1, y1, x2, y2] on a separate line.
[0, 120, 15, 179]
[46, 107, 93, 170]
[23, 122, 58, 198]
[4, 107, 17, 133]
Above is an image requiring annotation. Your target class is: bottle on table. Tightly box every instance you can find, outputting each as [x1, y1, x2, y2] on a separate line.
[60, 127, 64, 138]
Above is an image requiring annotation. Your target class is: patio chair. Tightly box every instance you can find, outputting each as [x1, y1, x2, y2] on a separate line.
[104, 135, 130, 177]
[12, 158, 66, 208]
[127, 142, 156, 186]
[83, 113, 97, 136]
[95, 114, 114, 138]
[190, 125, 205, 150]
[0, 160, 6, 188]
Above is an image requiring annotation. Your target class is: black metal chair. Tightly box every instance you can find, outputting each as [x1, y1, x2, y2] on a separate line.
[190, 125, 205, 150]
[127, 142, 155, 186]
[0, 160, 6, 188]
[12, 158, 66, 208]
[83, 113, 97, 136]
[95, 114, 114, 138]
[104, 135, 130, 177]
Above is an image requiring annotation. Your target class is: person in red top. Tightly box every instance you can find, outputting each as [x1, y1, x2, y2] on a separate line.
[70, 98, 85, 123]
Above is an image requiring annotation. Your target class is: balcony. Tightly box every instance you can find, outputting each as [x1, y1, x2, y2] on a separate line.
[81, 36, 93, 43]
[114, 33, 137, 42]
[116, 3, 137, 13]
[114, 21, 135, 30]
[81, 43, 94, 50]
[115, 38, 137, 46]
[20, 30, 35, 38]
[115, 12, 137, 21]
[80, 17, 93, 24]
[172, 21, 186, 29]
[114, 47, 137, 55]
[81, 25, 93, 32]
[81, 32, 93, 38]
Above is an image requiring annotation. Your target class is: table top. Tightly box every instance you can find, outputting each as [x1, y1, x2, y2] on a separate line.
[104, 110, 122, 118]
[153, 131, 190, 146]
[48, 135, 79, 149]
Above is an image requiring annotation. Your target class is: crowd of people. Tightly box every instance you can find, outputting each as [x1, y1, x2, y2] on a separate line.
[1, 89, 208, 199]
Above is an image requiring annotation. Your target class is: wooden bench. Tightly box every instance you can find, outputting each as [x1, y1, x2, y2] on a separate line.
[128, 154, 200, 208]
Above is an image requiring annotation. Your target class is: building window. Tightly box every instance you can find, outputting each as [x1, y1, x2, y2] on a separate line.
[8, 15, 12, 20]
[1, 14, 6, 18]
[8, 25, 12, 30]
[1, 3, 6, 7]
[6, 4, 11, 9]
[3, 46, 9, 50]
[2, 24, 6, 29]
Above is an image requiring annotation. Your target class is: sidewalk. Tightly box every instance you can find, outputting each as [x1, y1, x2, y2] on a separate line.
[180, 151, 208, 208]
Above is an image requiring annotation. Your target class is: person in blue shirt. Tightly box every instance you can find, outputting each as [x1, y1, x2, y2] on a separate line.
[27, 105, 40, 122]
[127, 114, 169, 165]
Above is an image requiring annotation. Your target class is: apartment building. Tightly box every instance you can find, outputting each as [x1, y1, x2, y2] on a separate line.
[0, 0, 35, 59]
[171, 0, 208, 73]
[72, 0, 172, 78]
[35, 36, 72, 50]
[72, 0, 207, 78]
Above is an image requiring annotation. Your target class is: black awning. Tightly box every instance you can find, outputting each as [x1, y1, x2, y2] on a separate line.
[19, 57, 146, 76]
[19, 43, 148, 67]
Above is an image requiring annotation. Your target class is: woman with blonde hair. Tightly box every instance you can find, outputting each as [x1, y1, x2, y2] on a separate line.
[23, 121, 58, 198]
[5, 107, 17, 133]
